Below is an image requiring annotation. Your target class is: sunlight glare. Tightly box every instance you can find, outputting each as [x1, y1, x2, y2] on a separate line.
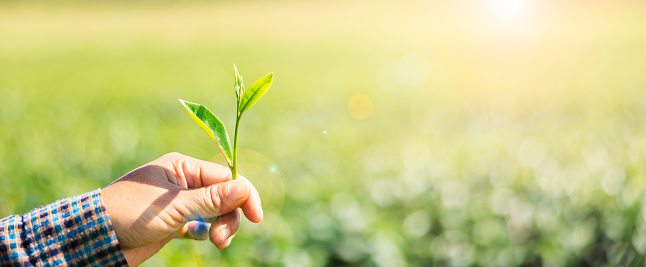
[490, 0, 532, 22]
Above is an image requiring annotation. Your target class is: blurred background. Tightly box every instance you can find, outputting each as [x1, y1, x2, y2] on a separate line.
[1, 0, 646, 266]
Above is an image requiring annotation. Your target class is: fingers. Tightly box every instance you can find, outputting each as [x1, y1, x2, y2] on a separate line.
[209, 210, 240, 249]
[174, 211, 240, 249]
[178, 179, 263, 223]
[159, 152, 233, 188]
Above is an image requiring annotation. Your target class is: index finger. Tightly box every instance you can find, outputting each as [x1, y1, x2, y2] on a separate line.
[159, 152, 233, 188]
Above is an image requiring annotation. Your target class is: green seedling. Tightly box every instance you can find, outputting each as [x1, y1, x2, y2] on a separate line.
[179, 64, 273, 180]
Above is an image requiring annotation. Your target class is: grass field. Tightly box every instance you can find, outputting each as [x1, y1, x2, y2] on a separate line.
[1, 0, 646, 265]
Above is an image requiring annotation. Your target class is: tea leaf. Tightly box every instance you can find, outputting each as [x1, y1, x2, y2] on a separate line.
[179, 99, 233, 167]
[239, 72, 273, 113]
[234, 64, 244, 100]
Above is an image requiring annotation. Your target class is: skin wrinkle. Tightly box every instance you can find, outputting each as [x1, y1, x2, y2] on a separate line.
[178, 188, 207, 221]
[166, 197, 188, 226]
[173, 159, 187, 187]
[176, 223, 190, 239]
[225, 182, 232, 203]
[159, 163, 179, 187]
[195, 163, 204, 188]
[210, 184, 224, 216]
[154, 199, 180, 229]
[179, 159, 191, 188]
[163, 153, 179, 185]
[201, 186, 218, 217]
[128, 222, 149, 245]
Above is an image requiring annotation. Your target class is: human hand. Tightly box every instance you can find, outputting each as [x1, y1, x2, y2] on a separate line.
[101, 152, 263, 266]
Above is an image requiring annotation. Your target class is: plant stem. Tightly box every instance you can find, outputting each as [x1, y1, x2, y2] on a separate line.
[232, 114, 241, 180]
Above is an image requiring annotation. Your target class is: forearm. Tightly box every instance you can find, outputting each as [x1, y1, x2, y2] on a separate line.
[0, 189, 128, 266]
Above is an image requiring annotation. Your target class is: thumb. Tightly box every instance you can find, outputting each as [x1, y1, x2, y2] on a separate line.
[178, 179, 251, 220]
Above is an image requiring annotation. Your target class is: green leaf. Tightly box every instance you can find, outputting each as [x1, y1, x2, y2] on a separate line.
[239, 72, 273, 113]
[234, 64, 244, 100]
[179, 99, 233, 167]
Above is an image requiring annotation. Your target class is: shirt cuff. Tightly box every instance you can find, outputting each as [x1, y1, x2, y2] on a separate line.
[2, 189, 128, 266]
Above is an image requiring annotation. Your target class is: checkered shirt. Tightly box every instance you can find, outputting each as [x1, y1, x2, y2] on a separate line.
[0, 189, 128, 266]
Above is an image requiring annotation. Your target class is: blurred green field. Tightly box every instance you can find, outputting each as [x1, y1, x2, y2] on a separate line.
[2, 0, 646, 266]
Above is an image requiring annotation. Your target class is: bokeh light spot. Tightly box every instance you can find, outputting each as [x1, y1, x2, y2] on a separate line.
[347, 94, 373, 120]
[403, 210, 431, 239]
[379, 53, 429, 97]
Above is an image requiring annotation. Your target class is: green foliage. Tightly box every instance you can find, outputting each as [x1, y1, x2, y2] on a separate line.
[234, 64, 244, 101]
[179, 99, 233, 167]
[2, 1, 646, 266]
[239, 73, 273, 114]
[180, 65, 273, 179]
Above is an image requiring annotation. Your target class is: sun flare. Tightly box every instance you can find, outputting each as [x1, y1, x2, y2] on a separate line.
[490, 0, 532, 22]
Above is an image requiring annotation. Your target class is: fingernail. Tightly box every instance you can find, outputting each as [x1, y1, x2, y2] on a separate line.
[220, 227, 231, 244]
[258, 206, 264, 220]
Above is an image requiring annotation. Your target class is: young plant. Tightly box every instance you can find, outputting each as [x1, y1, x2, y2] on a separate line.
[179, 64, 273, 180]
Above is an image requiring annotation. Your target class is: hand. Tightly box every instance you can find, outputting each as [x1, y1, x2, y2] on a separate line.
[101, 152, 263, 266]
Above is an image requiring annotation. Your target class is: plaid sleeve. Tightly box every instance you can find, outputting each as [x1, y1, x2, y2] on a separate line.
[0, 189, 128, 267]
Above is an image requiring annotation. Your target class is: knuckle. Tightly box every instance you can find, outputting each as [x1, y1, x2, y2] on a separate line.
[166, 152, 183, 159]
[164, 201, 188, 228]
[208, 185, 223, 213]
[178, 158, 191, 173]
